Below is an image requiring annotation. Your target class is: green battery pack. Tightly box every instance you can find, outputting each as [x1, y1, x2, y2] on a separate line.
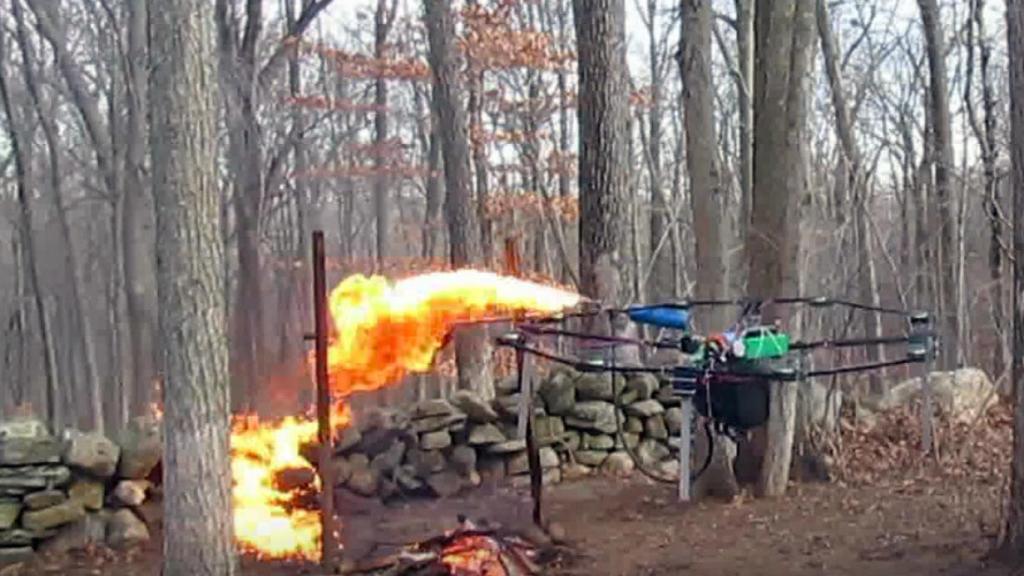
[741, 328, 790, 359]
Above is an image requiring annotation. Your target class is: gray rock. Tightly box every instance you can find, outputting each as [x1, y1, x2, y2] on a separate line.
[506, 451, 530, 476]
[495, 376, 520, 396]
[582, 433, 615, 451]
[347, 468, 380, 497]
[494, 394, 545, 420]
[618, 388, 640, 406]
[370, 441, 407, 475]
[564, 430, 581, 451]
[614, 432, 641, 450]
[645, 415, 669, 440]
[0, 547, 33, 565]
[68, 479, 105, 511]
[21, 500, 85, 531]
[866, 368, 997, 425]
[626, 374, 660, 401]
[574, 373, 614, 401]
[63, 430, 120, 479]
[0, 499, 21, 530]
[116, 416, 162, 479]
[664, 407, 684, 434]
[412, 399, 458, 419]
[408, 449, 446, 477]
[39, 513, 108, 554]
[335, 426, 363, 453]
[348, 453, 370, 471]
[0, 489, 26, 498]
[0, 465, 70, 490]
[625, 416, 644, 433]
[567, 401, 619, 434]
[330, 457, 354, 487]
[561, 462, 593, 480]
[538, 372, 576, 415]
[420, 429, 452, 451]
[0, 419, 61, 466]
[426, 470, 462, 498]
[574, 450, 609, 467]
[468, 424, 506, 446]
[449, 446, 477, 476]
[600, 452, 635, 477]
[395, 465, 424, 492]
[450, 390, 499, 423]
[533, 416, 565, 444]
[656, 386, 682, 406]
[24, 490, 65, 511]
[656, 459, 679, 477]
[361, 407, 409, 432]
[106, 509, 149, 549]
[637, 439, 671, 466]
[624, 399, 665, 418]
[113, 480, 150, 507]
[0, 529, 39, 547]
[539, 446, 559, 469]
[486, 439, 526, 454]
[411, 413, 466, 434]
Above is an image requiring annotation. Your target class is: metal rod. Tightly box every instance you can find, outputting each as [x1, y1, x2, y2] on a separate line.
[515, 347, 544, 527]
[312, 230, 337, 565]
[678, 389, 694, 503]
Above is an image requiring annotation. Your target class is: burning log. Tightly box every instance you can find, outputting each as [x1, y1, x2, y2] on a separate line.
[343, 518, 547, 576]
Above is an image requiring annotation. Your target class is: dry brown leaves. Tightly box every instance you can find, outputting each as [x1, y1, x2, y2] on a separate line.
[836, 400, 1011, 488]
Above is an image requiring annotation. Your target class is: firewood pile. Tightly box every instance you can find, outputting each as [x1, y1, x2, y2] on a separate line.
[344, 517, 548, 576]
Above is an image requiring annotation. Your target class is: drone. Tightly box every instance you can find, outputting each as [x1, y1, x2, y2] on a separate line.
[485, 296, 939, 503]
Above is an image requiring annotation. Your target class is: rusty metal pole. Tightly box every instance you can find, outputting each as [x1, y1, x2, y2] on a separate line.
[312, 230, 338, 566]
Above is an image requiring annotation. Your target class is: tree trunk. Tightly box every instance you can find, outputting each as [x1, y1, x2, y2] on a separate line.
[149, 0, 236, 572]
[679, 0, 726, 329]
[573, 0, 629, 311]
[1000, 0, 1024, 555]
[217, 0, 266, 411]
[13, 0, 103, 432]
[735, 0, 754, 287]
[740, 0, 815, 498]
[637, 0, 671, 304]
[0, 38, 58, 429]
[124, 0, 159, 420]
[424, 0, 493, 398]
[374, 0, 394, 269]
[917, 0, 959, 371]
[815, 0, 881, 395]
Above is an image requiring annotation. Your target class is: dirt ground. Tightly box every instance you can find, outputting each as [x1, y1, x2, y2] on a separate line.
[7, 406, 1022, 576]
[6, 469, 1015, 576]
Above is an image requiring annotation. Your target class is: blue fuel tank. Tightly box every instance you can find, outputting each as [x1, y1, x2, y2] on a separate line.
[627, 306, 690, 331]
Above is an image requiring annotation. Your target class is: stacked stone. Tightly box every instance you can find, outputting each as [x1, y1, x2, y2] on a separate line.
[330, 366, 685, 500]
[0, 416, 161, 563]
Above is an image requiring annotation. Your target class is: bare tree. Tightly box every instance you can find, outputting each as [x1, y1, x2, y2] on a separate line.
[149, 0, 235, 572]
[679, 0, 726, 328]
[424, 0, 493, 397]
[741, 0, 816, 498]
[573, 0, 629, 310]
[1000, 0, 1024, 556]
[917, 0, 959, 371]
[0, 22, 58, 428]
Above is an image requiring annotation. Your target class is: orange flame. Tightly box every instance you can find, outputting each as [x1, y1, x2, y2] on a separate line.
[230, 403, 351, 561]
[325, 269, 581, 396]
[225, 269, 579, 561]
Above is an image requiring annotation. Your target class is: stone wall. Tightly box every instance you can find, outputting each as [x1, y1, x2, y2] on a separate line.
[0, 416, 160, 563]
[328, 366, 685, 501]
